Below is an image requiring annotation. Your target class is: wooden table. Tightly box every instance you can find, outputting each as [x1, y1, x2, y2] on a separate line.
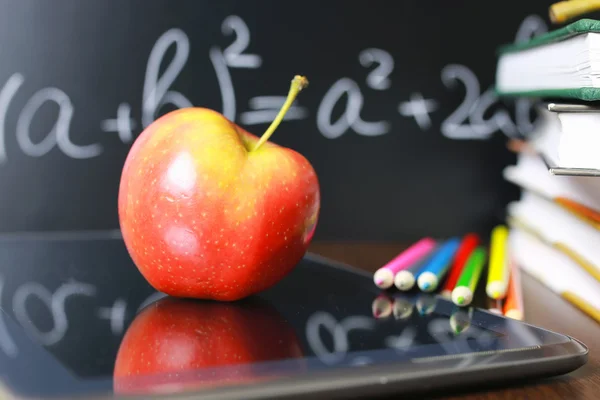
[308, 242, 600, 400]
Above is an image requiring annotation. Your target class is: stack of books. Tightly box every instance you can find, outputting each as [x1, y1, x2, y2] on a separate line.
[495, 17, 600, 323]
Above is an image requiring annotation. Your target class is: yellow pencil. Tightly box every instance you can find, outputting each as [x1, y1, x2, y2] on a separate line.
[550, 0, 600, 24]
[486, 225, 510, 300]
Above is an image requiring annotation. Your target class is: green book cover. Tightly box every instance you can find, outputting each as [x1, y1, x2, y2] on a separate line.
[497, 18, 600, 55]
[494, 87, 600, 101]
[495, 19, 600, 101]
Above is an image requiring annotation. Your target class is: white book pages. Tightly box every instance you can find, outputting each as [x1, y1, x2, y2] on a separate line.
[497, 33, 600, 92]
[504, 152, 600, 212]
[521, 106, 600, 170]
[530, 107, 561, 164]
[557, 112, 600, 170]
[507, 191, 600, 272]
[509, 228, 600, 312]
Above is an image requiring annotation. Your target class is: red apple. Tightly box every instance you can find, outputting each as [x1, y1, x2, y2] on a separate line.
[113, 297, 304, 395]
[118, 76, 319, 301]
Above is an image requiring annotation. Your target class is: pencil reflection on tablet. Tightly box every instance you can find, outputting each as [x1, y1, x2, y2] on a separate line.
[392, 297, 414, 320]
[486, 297, 503, 315]
[416, 294, 436, 315]
[450, 307, 473, 335]
[372, 295, 393, 319]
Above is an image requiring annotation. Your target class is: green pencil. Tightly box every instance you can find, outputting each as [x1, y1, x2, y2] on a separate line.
[451, 246, 487, 307]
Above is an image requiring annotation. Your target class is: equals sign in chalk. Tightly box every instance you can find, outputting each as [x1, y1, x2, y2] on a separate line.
[373, 238, 437, 289]
[240, 96, 309, 125]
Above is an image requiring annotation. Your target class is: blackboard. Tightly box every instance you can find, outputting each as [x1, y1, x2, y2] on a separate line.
[0, 1, 556, 240]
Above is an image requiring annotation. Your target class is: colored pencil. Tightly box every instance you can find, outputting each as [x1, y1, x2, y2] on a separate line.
[549, 0, 600, 24]
[373, 237, 437, 289]
[440, 233, 480, 298]
[417, 238, 461, 292]
[394, 244, 438, 291]
[452, 246, 487, 307]
[486, 225, 510, 299]
[392, 297, 414, 320]
[371, 295, 393, 318]
[503, 258, 524, 320]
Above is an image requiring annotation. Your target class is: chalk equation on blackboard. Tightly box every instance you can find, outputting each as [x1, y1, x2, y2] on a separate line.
[0, 14, 546, 163]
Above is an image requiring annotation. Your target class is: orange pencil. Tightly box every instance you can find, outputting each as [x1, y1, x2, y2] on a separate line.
[503, 258, 524, 320]
[440, 233, 479, 298]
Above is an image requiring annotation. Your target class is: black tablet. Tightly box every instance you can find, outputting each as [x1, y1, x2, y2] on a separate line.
[0, 232, 588, 399]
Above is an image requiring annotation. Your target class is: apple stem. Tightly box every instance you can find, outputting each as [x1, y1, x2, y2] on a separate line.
[251, 75, 309, 152]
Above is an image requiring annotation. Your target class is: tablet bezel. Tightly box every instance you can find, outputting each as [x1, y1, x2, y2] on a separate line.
[114, 338, 587, 400]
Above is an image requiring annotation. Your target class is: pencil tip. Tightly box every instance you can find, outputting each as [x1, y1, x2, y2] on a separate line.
[422, 282, 430, 290]
[375, 278, 383, 286]
[492, 291, 501, 298]
[457, 296, 465, 305]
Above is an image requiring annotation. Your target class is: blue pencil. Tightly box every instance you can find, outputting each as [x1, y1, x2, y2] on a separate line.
[416, 238, 461, 292]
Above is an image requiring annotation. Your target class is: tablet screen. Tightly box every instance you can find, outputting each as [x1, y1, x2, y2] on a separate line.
[0, 235, 569, 398]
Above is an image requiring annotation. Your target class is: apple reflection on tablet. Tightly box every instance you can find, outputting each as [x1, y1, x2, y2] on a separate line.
[113, 297, 306, 395]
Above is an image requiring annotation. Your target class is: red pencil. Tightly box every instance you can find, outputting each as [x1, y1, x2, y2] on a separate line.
[440, 233, 480, 298]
